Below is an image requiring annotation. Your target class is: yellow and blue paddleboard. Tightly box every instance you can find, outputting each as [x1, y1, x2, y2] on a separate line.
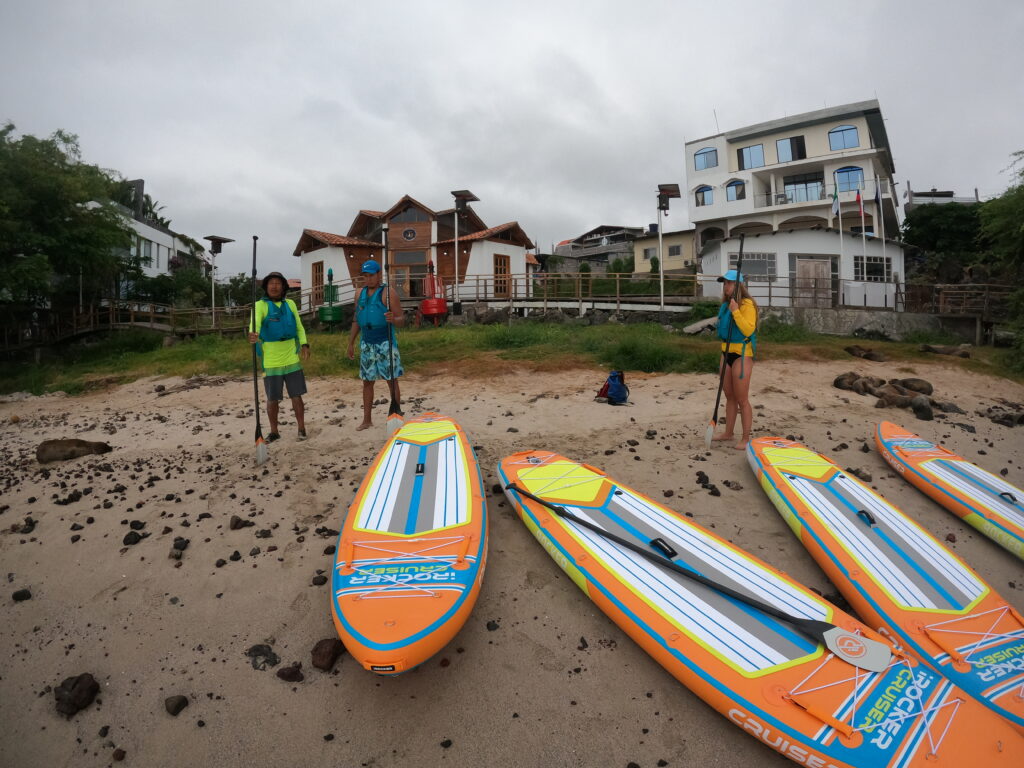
[876, 421, 1024, 561]
[332, 414, 487, 674]
[500, 449, 1024, 766]
[748, 436, 1024, 733]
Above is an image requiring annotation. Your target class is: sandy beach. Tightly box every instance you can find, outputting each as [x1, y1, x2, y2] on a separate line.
[2, 358, 1022, 768]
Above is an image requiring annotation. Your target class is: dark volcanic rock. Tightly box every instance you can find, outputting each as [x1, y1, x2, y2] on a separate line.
[229, 515, 254, 530]
[276, 662, 304, 683]
[311, 574, 327, 586]
[311, 638, 345, 671]
[123, 531, 142, 546]
[54, 673, 100, 717]
[13, 588, 32, 602]
[165, 695, 189, 716]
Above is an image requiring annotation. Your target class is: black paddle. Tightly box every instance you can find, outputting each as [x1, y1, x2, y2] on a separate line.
[705, 234, 746, 449]
[505, 481, 893, 672]
[250, 235, 268, 466]
[382, 223, 403, 434]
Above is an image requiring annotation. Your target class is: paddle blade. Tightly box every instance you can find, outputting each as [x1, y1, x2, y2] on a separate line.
[820, 626, 892, 672]
[386, 410, 404, 436]
[255, 432, 268, 466]
[704, 421, 715, 450]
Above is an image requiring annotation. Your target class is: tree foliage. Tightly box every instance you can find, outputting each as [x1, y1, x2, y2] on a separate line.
[0, 123, 132, 308]
[979, 150, 1024, 282]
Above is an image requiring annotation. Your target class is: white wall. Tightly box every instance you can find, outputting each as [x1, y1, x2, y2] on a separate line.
[697, 229, 905, 309]
[127, 218, 190, 278]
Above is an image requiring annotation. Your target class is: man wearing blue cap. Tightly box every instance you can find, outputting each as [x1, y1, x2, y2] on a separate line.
[347, 259, 405, 431]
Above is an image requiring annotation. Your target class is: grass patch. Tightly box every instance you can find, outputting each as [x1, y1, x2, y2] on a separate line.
[2, 319, 1019, 396]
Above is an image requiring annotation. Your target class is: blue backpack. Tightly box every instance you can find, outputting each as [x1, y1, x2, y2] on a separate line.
[596, 370, 629, 405]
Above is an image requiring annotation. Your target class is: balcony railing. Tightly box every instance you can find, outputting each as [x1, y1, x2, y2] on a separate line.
[752, 178, 892, 209]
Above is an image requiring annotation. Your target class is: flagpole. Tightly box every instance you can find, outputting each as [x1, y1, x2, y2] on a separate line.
[859, 188, 867, 260]
[876, 176, 886, 263]
[833, 173, 844, 262]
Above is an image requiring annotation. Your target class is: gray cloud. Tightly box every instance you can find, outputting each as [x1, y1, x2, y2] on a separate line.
[2, 0, 1020, 278]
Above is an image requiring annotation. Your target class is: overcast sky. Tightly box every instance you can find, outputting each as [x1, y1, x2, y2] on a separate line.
[2, 1, 1021, 278]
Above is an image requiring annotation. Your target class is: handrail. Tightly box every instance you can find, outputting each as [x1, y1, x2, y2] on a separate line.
[0, 277, 1012, 352]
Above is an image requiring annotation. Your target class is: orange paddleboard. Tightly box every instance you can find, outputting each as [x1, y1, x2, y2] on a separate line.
[876, 420, 1024, 561]
[500, 449, 1024, 766]
[748, 436, 1024, 733]
[331, 414, 487, 674]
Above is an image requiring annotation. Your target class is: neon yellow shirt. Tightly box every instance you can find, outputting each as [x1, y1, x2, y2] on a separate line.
[249, 298, 308, 376]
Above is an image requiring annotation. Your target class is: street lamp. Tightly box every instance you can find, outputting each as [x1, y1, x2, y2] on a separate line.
[656, 184, 681, 311]
[450, 189, 479, 315]
[203, 235, 234, 327]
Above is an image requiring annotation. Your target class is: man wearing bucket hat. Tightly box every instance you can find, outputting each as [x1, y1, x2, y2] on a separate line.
[248, 272, 310, 441]
[347, 259, 405, 431]
[712, 267, 758, 450]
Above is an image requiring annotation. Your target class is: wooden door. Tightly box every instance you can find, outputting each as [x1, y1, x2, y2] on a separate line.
[312, 261, 324, 306]
[494, 254, 510, 298]
[795, 259, 831, 308]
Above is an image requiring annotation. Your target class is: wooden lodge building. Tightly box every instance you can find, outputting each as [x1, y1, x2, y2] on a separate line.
[292, 194, 536, 308]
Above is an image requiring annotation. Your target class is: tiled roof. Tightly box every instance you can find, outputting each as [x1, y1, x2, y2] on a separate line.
[359, 210, 384, 217]
[526, 253, 540, 266]
[304, 229, 380, 247]
[435, 222, 517, 245]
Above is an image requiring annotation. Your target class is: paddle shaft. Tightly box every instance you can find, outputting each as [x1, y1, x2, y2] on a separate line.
[250, 236, 263, 439]
[709, 234, 746, 432]
[506, 481, 844, 647]
[381, 224, 400, 416]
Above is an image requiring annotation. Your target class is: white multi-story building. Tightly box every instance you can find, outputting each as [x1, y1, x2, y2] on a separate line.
[685, 100, 905, 308]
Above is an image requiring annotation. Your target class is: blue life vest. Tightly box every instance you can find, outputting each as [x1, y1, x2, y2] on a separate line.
[718, 300, 757, 377]
[259, 298, 298, 343]
[357, 286, 391, 344]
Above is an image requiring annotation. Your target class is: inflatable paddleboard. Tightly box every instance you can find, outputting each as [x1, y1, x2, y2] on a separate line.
[499, 450, 1024, 766]
[748, 437, 1024, 732]
[876, 421, 1024, 561]
[331, 414, 487, 674]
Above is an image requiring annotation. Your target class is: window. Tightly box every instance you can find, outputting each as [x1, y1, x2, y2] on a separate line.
[694, 147, 718, 170]
[783, 171, 824, 203]
[828, 125, 859, 150]
[643, 247, 656, 260]
[776, 136, 806, 163]
[695, 185, 713, 206]
[854, 255, 891, 282]
[728, 251, 777, 281]
[726, 180, 746, 201]
[393, 250, 427, 265]
[141, 239, 153, 267]
[668, 245, 681, 257]
[391, 206, 429, 223]
[737, 144, 765, 170]
[835, 166, 865, 193]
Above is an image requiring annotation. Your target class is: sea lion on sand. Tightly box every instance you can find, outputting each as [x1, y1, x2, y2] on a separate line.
[36, 439, 113, 464]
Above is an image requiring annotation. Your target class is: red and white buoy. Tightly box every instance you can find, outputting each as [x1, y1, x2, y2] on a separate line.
[419, 261, 448, 326]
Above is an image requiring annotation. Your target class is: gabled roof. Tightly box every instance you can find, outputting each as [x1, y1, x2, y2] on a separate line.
[382, 194, 436, 219]
[292, 228, 381, 256]
[435, 221, 534, 250]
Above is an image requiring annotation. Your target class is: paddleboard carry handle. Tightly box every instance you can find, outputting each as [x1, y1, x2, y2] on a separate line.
[504, 481, 893, 672]
[998, 491, 1018, 504]
[649, 538, 678, 559]
[856, 509, 876, 527]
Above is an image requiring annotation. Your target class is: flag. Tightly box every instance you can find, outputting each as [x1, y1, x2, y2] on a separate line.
[873, 177, 882, 208]
[856, 189, 864, 217]
[831, 187, 840, 216]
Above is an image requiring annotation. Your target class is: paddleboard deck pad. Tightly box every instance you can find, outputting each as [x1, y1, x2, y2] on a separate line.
[332, 414, 486, 674]
[499, 449, 1023, 766]
[748, 436, 1024, 733]
[876, 421, 1024, 561]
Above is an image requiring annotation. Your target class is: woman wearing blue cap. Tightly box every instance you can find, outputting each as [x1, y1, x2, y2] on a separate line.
[347, 259, 405, 431]
[713, 268, 758, 449]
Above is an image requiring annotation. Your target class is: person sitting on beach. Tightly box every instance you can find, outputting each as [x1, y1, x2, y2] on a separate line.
[248, 272, 310, 441]
[347, 260, 405, 431]
[712, 268, 758, 450]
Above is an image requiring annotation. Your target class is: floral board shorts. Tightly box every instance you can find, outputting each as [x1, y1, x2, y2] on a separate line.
[359, 339, 404, 381]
